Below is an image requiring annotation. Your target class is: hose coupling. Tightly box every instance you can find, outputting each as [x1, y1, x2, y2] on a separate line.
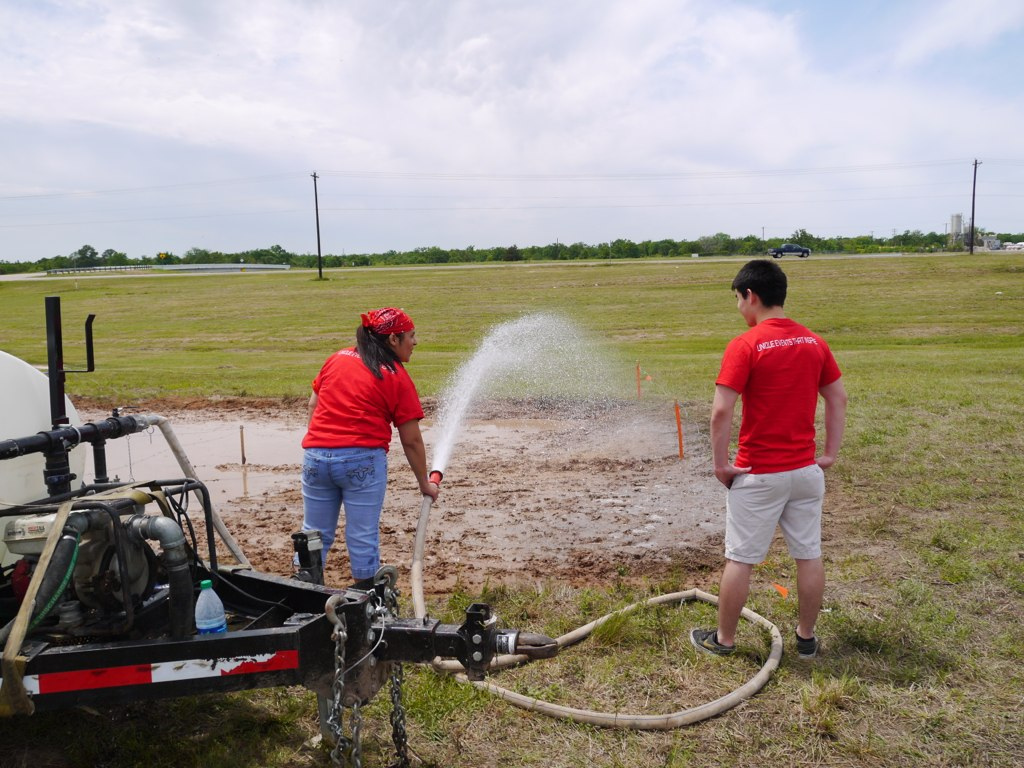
[508, 631, 560, 660]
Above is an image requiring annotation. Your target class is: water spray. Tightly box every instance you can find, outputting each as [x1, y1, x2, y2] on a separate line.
[429, 311, 621, 478]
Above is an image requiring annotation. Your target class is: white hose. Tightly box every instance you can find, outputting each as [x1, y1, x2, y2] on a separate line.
[411, 495, 433, 620]
[410, 495, 783, 729]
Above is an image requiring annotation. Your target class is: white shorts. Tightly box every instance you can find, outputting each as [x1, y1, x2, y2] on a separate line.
[724, 464, 825, 564]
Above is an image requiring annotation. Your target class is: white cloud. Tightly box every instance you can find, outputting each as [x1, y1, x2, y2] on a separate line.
[893, 0, 1024, 67]
[0, 0, 1021, 260]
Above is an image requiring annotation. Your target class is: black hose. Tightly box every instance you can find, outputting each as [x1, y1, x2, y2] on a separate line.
[0, 528, 81, 647]
[31, 532, 81, 627]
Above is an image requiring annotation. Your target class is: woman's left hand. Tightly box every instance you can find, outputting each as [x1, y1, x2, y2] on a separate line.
[419, 479, 441, 501]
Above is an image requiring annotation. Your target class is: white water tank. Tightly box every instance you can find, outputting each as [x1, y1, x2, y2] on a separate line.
[0, 350, 87, 566]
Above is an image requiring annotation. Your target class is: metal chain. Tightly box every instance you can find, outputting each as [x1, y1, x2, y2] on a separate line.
[328, 611, 362, 768]
[388, 663, 410, 768]
[349, 704, 363, 768]
[124, 431, 135, 481]
[327, 582, 407, 768]
[330, 703, 363, 768]
[379, 575, 410, 768]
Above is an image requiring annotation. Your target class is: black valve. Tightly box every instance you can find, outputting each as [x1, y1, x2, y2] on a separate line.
[291, 530, 324, 586]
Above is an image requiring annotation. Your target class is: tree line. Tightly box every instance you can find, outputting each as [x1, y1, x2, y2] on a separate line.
[3, 228, 1021, 275]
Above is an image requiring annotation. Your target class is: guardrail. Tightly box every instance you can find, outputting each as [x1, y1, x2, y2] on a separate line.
[46, 263, 292, 275]
[46, 265, 155, 275]
[154, 263, 291, 272]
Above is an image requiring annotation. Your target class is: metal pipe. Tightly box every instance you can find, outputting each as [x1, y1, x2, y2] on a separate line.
[0, 415, 151, 461]
[127, 513, 194, 639]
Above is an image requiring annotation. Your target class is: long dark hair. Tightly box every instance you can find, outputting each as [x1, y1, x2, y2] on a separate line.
[355, 325, 402, 379]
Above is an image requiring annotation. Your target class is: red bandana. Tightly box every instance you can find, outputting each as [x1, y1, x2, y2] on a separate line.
[360, 307, 415, 335]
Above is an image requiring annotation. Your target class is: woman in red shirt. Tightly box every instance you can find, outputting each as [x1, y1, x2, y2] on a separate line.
[300, 307, 439, 586]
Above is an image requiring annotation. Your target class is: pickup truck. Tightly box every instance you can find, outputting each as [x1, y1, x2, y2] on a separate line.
[767, 243, 811, 258]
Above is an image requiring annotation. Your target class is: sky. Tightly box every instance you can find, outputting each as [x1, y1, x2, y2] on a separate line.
[2, 0, 1023, 262]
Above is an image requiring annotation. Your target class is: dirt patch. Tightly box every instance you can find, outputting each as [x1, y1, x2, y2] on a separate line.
[78, 397, 724, 594]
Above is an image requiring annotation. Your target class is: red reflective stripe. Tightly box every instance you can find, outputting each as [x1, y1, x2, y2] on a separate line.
[34, 650, 300, 694]
[38, 664, 152, 693]
[220, 650, 299, 676]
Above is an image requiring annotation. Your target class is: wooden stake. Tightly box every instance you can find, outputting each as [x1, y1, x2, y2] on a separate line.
[240, 424, 249, 497]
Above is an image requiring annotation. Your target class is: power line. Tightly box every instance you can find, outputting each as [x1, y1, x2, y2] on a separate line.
[2, 158, 1018, 237]
[5, 158, 1019, 204]
[0, 173, 305, 201]
[317, 159, 972, 183]
[8, 191, 1020, 231]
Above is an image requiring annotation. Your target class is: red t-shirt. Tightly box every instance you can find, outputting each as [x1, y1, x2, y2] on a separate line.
[716, 318, 841, 474]
[302, 348, 424, 451]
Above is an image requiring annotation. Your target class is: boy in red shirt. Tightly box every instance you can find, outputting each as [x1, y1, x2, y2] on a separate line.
[691, 260, 847, 659]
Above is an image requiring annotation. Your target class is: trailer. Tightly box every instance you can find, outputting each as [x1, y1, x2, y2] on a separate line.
[0, 297, 556, 766]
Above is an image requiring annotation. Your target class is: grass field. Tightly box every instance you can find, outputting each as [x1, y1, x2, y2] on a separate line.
[1, 253, 1023, 767]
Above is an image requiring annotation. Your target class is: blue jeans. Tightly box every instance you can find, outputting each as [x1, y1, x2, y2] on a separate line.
[301, 447, 388, 580]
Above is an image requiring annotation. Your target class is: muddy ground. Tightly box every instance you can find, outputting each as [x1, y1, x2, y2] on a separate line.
[79, 396, 725, 594]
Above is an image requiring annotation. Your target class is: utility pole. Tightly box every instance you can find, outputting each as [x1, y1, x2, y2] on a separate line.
[969, 158, 980, 255]
[311, 172, 323, 279]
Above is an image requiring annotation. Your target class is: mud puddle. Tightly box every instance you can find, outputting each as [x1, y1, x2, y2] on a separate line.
[79, 399, 723, 594]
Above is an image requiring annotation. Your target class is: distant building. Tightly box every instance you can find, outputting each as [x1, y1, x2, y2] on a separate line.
[949, 213, 963, 244]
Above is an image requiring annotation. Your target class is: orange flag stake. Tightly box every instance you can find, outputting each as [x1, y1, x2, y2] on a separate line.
[674, 400, 684, 459]
[772, 583, 790, 599]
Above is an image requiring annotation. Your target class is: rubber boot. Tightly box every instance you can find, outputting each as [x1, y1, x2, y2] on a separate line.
[350, 576, 376, 591]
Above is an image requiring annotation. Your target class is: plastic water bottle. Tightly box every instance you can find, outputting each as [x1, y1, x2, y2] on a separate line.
[195, 579, 227, 634]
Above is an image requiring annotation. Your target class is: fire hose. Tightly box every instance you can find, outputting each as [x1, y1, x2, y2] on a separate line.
[409, 471, 783, 730]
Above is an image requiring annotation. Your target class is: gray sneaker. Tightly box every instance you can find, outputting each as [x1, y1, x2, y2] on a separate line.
[690, 628, 735, 657]
[796, 631, 819, 659]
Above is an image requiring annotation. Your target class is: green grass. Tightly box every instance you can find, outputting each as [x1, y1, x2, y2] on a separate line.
[1, 253, 1023, 766]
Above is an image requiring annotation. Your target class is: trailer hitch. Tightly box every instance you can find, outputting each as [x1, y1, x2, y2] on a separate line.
[320, 572, 557, 766]
[323, 586, 504, 700]
[324, 574, 558, 695]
